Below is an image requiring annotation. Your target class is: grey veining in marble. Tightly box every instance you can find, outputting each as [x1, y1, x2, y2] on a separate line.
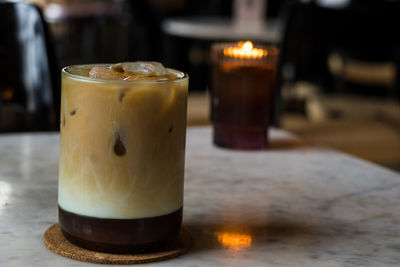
[0, 127, 400, 266]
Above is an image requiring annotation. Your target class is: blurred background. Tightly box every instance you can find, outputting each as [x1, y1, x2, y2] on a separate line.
[0, 0, 399, 170]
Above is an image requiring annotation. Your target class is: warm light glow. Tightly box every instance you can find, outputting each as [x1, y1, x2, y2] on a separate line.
[223, 41, 266, 59]
[216, 232, 252, 250]
[243, 41, 253, 51]
[0, 88, 13, 100]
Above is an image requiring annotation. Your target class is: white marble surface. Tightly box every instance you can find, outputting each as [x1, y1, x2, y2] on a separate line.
[0, 127, 400, 266]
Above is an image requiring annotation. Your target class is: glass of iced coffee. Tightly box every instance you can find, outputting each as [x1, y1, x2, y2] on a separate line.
[58, 62, 188, 253]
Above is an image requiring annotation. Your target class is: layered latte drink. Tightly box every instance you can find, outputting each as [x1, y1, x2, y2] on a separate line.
[58, 62, 188, 253]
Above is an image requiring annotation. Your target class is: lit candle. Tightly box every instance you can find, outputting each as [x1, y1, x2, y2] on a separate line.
[223, 41, 267, 59]
[210, 41, 279, 150]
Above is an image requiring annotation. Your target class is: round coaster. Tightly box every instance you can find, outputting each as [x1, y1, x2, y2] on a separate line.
[44, 224, 189, 264]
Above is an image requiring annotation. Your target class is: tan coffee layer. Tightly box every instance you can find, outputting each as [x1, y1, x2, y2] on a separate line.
[44, 224, 189, 264]
[59, 72, 188, 219]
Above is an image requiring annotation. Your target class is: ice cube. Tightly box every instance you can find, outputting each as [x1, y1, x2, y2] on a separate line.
[89, 67, 125, 80]
[112, 62, 166, 76]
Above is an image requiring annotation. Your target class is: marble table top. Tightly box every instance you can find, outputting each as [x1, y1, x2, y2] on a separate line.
[1, 127, 400, 266]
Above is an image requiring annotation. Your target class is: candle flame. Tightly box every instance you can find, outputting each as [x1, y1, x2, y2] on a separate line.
[243, 41, 253, 51]
[223, 41, 266, 59]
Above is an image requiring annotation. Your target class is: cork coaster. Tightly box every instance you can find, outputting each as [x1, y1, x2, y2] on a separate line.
[44, 224, 189, 264]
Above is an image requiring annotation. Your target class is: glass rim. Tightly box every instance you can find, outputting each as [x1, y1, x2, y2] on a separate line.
[62, 64, 189, 84]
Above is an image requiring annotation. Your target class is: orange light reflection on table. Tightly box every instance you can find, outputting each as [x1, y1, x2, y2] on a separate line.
[216, 232, 252, 250]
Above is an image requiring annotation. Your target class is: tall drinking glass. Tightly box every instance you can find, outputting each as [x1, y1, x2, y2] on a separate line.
[58, 63, 188, 253]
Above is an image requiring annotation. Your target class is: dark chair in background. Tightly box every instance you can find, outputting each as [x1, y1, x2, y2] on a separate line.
[0, 1, 59, 132]
[328, 0, 400, 99]
[278, 0, 400, 98]
[275, 0, 400, 123]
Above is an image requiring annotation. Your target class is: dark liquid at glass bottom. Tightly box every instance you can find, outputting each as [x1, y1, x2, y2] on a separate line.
[213, 123, 268, 150]
[59, 206, 182, 254]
